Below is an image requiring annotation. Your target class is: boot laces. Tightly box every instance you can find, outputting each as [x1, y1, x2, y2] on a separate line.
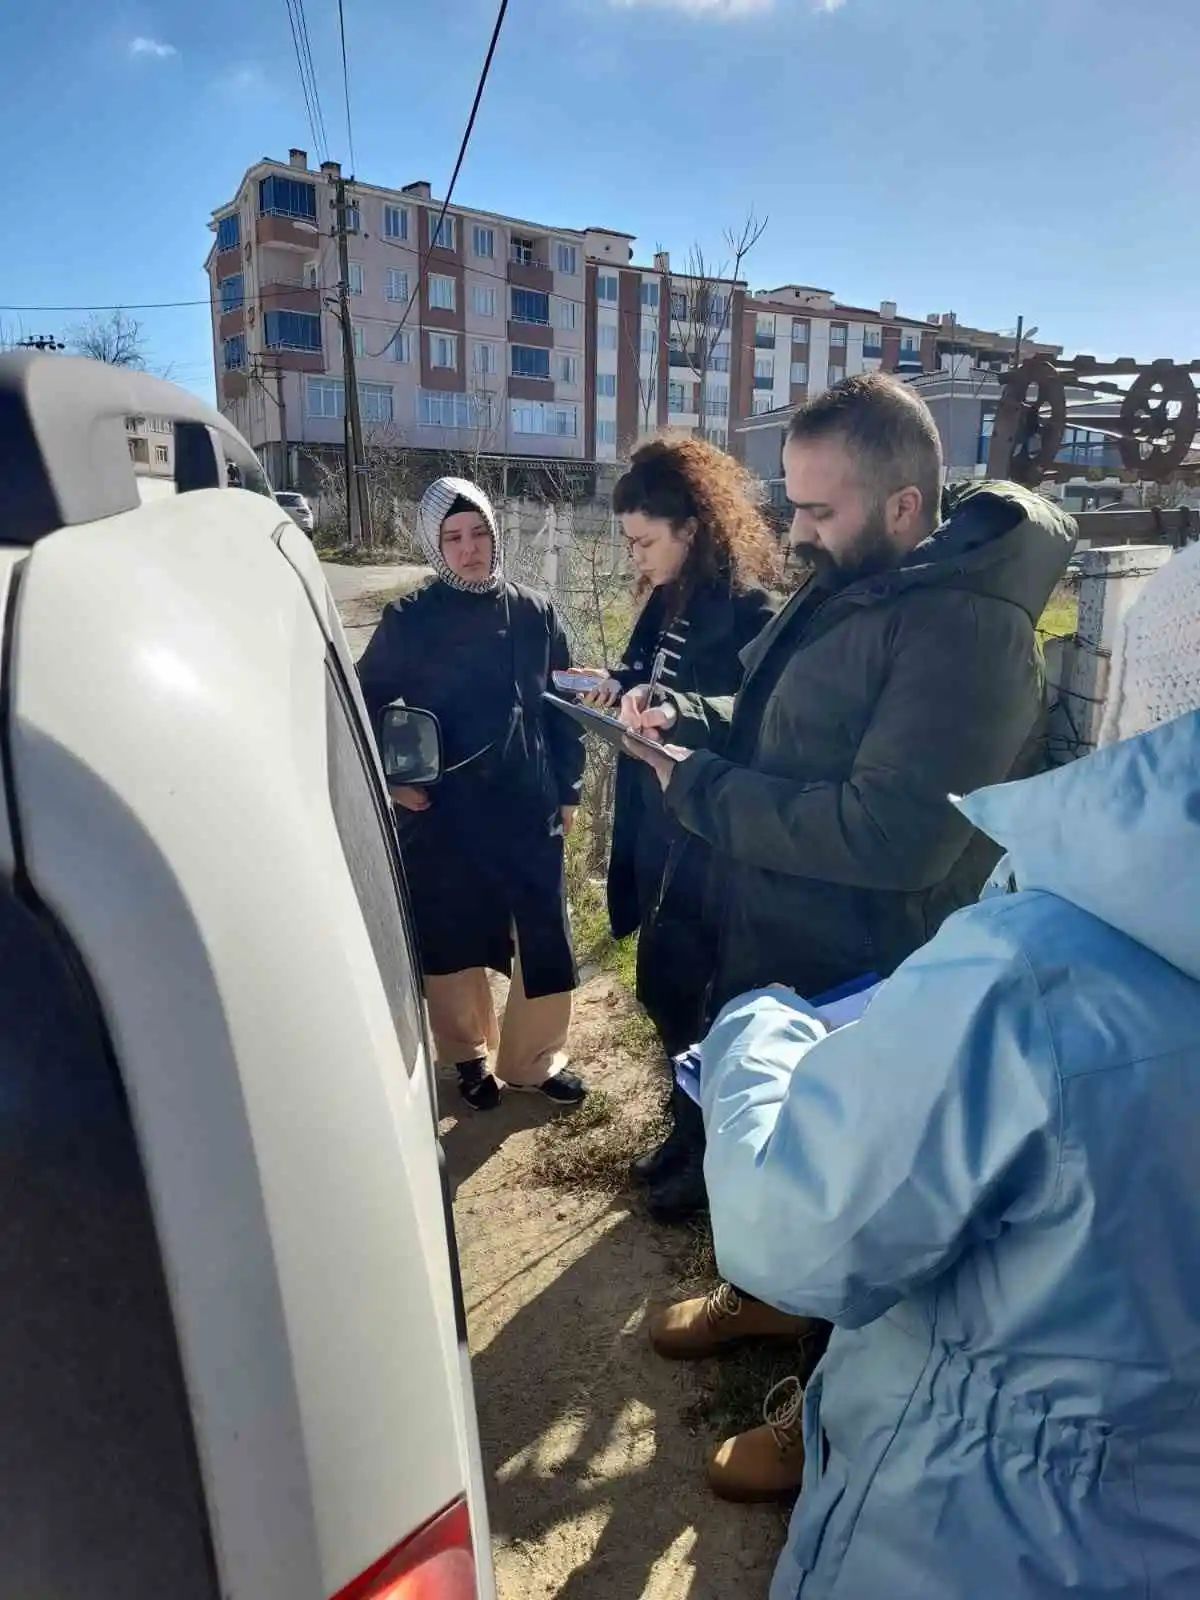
[703, 1280, 744, 1327]
[762, 1375, 805, 1453]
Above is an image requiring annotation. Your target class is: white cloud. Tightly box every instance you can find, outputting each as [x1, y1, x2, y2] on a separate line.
[129, 36, 178, 59]
[813, 0, 846, 11]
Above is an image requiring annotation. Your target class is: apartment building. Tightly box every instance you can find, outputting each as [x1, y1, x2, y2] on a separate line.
[125, 412, 175, 479]
[206, 149, 1060, 489]
[207, 150, 639, 488]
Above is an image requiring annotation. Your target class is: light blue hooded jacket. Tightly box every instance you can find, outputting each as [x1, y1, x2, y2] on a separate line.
[701, 710, 1200, 1600]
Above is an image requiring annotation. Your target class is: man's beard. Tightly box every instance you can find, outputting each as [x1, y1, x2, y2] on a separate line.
[791, 502, 897, 589]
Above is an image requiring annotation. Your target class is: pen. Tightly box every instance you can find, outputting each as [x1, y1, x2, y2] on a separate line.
[645, 648, 667, 708]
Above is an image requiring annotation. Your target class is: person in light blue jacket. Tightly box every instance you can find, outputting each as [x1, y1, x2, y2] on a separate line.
[700, 541, 1200, 1599]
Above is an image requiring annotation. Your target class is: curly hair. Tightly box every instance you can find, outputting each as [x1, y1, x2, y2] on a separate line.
[612, 435, 782, 601]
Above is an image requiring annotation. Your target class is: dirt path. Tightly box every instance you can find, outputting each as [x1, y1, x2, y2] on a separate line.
[440, 973, 785, 1600]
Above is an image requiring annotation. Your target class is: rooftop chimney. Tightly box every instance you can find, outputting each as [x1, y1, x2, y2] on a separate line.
[402, 180, 433, 200]
[320, 159, 341, 181]
[880, 300, 897, 320]
[289, 148, 308, 170]
[653, 250, 670, 274]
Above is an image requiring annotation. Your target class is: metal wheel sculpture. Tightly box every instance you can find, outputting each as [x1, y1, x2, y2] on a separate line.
[988, 358, 1067, 486]
[1118, 364, 1199, 479]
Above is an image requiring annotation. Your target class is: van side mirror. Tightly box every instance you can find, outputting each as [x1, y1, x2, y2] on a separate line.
[380, 703, 443, 787]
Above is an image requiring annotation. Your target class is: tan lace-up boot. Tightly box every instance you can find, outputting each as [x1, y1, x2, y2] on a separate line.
[648, 1281, 813, 1361]
[708, 1375, 807, 1503]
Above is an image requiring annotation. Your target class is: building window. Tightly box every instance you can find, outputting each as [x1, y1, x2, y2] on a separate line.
[510, 235, 536, 266]
[830, 325, 848, 348]
[386, 267, 410, 303]
[596, 373, 617, 398]
[709, 291, 731, 326]
[428, 274, 456, 311]
[557, 354, 579, 385]
[258, 174, 317, 221]
[640, 326, 658, 356]
[264, 310, 321, 351]
[556, 298, 578, 331]
[389, 330, 412, 363]
[710, 345, 731, 373]
[978, 406, 996, 465]
[598, 323, 618, 351]
[511, 288, 550, 325]
[304, 260, 320, 289]
[792, 318, 809, 344]
[222, 334, 246, 370]
[128, 437, 149, 464]
[474, 341, 498, 375]
[790, 361, 808, 385]
[349, 323, 366, 358]
[754, 357, 774, 381]
[347, 262, 364, 296]
[307, 376, 345, 418]
[862, 324, 883, 354]
[704, 385, 729, 416]
[668, 381, 687, 412]
[511, 401, 578, 437]
[643, 377, 658, 408]
[359, 383, 394, 425]
[430, 213, 456, 251]
[383, 204, 409, 241]
[472, 284, 497, 318]
[597, 275, 619, 304]
[511, 345, 551, 380]
[429, 332, 457, 370]
[216, 213, 240, 252]
[154, 444, 169, 465]
[556, 242, 578, 275]
[596, 420, 617, 446]
[751, 391, 776, 415]
[219, 274, 244, 314]
[473, 224, 495, 258]
[900, 334, 921, 358]
[755, 314, 776, 347]
[418, 389, 489, 430]
[640, 281, 660, 310]
[345, 203, 361, 234]
[828, 364, 846, 386]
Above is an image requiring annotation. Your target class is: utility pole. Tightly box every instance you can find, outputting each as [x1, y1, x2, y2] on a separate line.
[274, 363, 289, 489]
[333, 171, 370, 546]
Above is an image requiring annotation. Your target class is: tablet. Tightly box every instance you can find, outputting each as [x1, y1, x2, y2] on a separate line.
[543, 693, 683, 761]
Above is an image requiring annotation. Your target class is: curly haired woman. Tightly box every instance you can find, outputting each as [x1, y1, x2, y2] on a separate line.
[568, 437, 780, 1218]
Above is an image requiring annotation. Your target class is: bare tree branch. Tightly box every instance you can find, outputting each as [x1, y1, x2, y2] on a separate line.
[68, 309, 150, 369]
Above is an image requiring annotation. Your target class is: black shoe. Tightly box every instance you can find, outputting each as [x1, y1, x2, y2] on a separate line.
[457, 1058, 501, 1111]
[630, 1125, 691, 1187]
[534, 1070, 587, 1107]
[647, 1149, 708, 1225]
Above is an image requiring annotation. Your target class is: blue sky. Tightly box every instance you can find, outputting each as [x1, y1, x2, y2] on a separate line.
[2, 0, 1196, 398]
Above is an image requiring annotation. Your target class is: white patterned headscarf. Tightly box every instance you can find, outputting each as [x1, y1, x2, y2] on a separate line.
[417, 476, 502, 594]
[1097, 540, 1200, 746]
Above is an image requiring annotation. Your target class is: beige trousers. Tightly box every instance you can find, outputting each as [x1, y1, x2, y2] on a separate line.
[424, 942, 571, 1088]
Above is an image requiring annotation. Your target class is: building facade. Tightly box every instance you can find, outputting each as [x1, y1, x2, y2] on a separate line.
[206, 149, 1062, 491]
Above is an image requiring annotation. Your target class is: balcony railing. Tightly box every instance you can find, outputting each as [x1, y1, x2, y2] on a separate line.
[755, 333, 776, 349]
[753, 375, 775, 390]
[862, 342, 883, 358]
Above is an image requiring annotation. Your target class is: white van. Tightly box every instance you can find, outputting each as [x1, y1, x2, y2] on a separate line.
[0, 353, 495, 1599]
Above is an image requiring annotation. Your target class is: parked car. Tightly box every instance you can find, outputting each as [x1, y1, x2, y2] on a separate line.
[0, 352, 495, 1600]
[276, 489, 315, 535]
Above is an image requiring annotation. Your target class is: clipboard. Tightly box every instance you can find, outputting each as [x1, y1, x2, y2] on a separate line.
[543, 693, 684, 762]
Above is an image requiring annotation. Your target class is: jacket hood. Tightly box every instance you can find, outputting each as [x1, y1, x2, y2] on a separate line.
[895, 481, 1076, 622]
[959, 711, 1200, 980]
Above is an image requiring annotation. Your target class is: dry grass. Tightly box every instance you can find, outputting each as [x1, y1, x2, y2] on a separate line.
[1039, 581, 1079, 641]
[530, 1085, 669, 1194]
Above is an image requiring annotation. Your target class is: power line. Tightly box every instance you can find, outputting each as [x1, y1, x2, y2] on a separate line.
[337, 0, 357, 177]
[367, 0, 512, 358]
[283, 0, 323, 161]
[283, 0, 330, 163]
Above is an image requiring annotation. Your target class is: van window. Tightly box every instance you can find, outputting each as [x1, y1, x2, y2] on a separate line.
[324, 655, 426, 1074]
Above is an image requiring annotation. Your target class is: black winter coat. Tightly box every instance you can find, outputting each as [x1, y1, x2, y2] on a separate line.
[357, 573, 585, 999]
[606, 580, 777, 1054]
[662, 483, 1076, 1016]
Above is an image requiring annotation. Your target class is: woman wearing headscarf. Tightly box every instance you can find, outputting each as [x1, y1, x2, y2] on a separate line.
[358, 477, 587, 1111]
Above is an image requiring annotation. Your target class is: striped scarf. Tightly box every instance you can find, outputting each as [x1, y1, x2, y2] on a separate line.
[416, 476, 503, 594]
